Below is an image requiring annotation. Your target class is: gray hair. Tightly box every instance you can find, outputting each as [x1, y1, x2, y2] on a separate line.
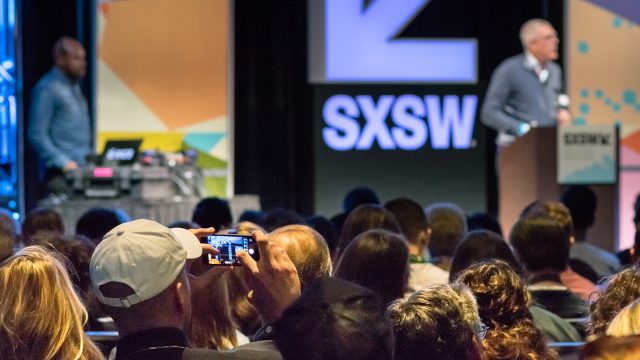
[519, 18, 552, 49]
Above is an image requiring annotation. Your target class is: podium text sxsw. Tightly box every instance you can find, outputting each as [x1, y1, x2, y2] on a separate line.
[320, 0, 478, 151]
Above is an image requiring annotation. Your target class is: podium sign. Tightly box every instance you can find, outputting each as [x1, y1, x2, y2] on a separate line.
[557, 125, 617, 184]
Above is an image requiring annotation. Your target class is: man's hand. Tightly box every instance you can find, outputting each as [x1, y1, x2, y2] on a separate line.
[237, 230, 301, 322]
[188, 227, 217, 255]
[63, 160, 78, 172]
[556, 108, 572, 126]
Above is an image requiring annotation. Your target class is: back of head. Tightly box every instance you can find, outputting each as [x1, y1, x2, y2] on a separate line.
[274, 276, 392, 360]
[269, 224, 332, 287]
[336, 204, 401, 256]
[192, 197, 232, 230]
[634, 193, 640, 227]
[90, 219, 189, 333]
[561, 185, 597, 233]
[466, 212, 503, 237]
[21, 208, 65, 246]
[607, 298, 640, 337]
[343, 187, 380, 213]
[262, 207, 304, 232]
[450, 230, 522, 282]
[76, 207, 129, 244]
[455, 260, 556, 360]
[425, 202, 467, 258]
[43, 234, 96, 298]
[384, 197, 428, 246]
[0, 246, 102, 360]
[0, 209, 17, 262]
[588, 266, 640, 337]
[523, 201, 574, 239]
[334, 229, 408, 305]
[509, 217, 569, 273]
[581, 335, 640, 360]
[305, 215, 339, 254]
[387, 283, 481, 360]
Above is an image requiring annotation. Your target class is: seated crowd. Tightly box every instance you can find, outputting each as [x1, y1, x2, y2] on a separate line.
[1, 186, 640, 359]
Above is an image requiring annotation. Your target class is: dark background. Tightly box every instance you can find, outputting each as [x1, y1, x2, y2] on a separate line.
[21, 0, 565, 215]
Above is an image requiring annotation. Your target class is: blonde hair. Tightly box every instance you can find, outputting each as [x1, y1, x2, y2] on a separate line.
[0, 246, 104, 360]
[190, 273, 238, 349]
[607, 298, 640, 336]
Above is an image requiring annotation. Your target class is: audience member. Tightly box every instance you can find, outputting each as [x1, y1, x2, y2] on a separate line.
[90, 219, 299, 359]
[261, 208, 304, 232]
[269, 224, 332, 288]
[166, 220, 199, 229]
[238, 210, 265, 226]
[304, 215, 339, 254]
[606, 298, 640, 337]
[449, 229, 581, 342]
[455, 260, 558, 360]
[334, 203, 401, 260]
[424, 202, 467, 272]
[21, 207, 65, 246]
[334, 229, 408, 305]
[467, 212, 503, 237]
[510, 217, 588, 319]
[618, 199, 640, 265]
[76, 207, 129, 244]
[561, 186, 621, 278]
[330, 186, 380, 233]
[192, 197, 233, 230]
[524, 201, 598, 298]
[385, 197, 449, 291]
[274, 276, 392, 360]
[387, 283, 484, 360]
[580, 335, 640, 360]
[0, 246, 103, 359]
[0, 209, 17, 262]
[588, 266, 640, 339]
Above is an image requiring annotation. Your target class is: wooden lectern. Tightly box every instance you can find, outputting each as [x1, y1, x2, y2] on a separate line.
[498, 126, 617, 251]
[498, 127, 560, 239]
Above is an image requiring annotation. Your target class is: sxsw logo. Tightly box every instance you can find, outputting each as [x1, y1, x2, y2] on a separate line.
[320, 0, 477, 83]
[323, 94, 478, 151]
[314, 0, 479, 150]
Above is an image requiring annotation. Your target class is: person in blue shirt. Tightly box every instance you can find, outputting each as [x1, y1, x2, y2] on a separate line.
[28, 37, 91, 195]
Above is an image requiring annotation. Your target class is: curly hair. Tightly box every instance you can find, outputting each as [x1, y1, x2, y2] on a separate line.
[455, 260, 557, 360]
[588, 266, 640, 337]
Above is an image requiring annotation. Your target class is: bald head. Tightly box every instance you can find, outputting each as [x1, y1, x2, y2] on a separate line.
[269, 225, 332, 287]
[53, 37, 87, 80]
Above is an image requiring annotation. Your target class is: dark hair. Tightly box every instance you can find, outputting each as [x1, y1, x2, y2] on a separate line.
[192, 197, 232, 230]
[166, 220, 199, 229]
[40, 233, 96, 298]
[455, 260, 557, 360]
[238, 210, 265, 226]
[343, 187, 379, 213]
[425, 203, 467, 257]
[262, 208, 303, 232]
[21, 208, 65, 246]
[561, 185, 597, 231]
[634, 193, 640, 226]
[336, 204, 400, 257]
[0, 210, 17, 262]
[305, 215, 339, 254]
[467, 212, 503, 237]
[384, 198, 428, 245]
[274, 277, 392, 360]
[510, 217, 569, 273]
[522, 201, 574, 239]
[75, 207, 128, 244]
[449, 230, 522, 282]
[334, 230, 408, 305]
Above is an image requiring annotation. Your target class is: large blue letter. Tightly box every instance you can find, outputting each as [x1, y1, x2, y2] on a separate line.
[425, 95, 477, 149]
[323, 95, 361, 151]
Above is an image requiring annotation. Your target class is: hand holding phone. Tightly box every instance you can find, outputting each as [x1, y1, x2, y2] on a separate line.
[203, 234, 260, 266]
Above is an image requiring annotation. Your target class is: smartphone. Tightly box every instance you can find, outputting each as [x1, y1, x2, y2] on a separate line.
[203, 234, 259, 265]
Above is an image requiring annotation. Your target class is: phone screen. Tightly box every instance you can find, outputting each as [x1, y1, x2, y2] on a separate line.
[205, 234, 258, 265]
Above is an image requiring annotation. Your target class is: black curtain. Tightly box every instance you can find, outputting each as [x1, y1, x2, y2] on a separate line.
[234, 1, 313, 215]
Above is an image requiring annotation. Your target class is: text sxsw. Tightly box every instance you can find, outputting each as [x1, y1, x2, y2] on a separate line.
[322, 94, 478, 151]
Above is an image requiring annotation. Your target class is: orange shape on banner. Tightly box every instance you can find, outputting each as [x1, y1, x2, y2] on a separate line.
[100, 0, 228, 129]
[623, 130, 640, 154]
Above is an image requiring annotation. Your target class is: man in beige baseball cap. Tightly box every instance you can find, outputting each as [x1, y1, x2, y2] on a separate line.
[91, 219, 300, 359]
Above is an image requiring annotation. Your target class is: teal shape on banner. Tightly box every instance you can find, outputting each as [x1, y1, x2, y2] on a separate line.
[184, 133, 225, 153]
[562, 155, 616, 184]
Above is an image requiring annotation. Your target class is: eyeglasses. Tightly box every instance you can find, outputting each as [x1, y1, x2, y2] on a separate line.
[474, 322, 489, 340]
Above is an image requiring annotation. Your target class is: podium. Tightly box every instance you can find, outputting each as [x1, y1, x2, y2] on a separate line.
[498, 128, 560, 239]
[498, 126, 618, 247]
